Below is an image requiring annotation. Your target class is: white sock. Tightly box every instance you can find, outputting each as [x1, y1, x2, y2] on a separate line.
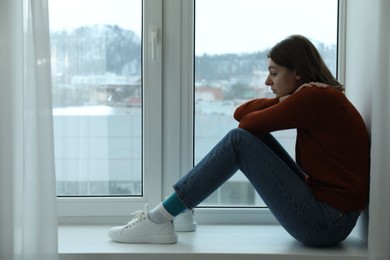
[148, 203, 174, 224]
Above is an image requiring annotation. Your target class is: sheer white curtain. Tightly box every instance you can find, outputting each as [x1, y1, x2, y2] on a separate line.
[0, 0, 58, 260]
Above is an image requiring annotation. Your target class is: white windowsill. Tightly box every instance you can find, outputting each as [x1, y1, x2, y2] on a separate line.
[58, 224, 367, 260]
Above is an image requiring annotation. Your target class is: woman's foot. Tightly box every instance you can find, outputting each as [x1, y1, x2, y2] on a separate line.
[108, 207, 178, 244]
[174, 210, 197, 232]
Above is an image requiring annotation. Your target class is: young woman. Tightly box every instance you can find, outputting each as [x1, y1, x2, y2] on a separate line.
[108, 35, 370, 247]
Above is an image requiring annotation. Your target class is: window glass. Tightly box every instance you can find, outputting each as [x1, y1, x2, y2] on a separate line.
[49, 0, 142, 196]
[194, 0, 338, 206]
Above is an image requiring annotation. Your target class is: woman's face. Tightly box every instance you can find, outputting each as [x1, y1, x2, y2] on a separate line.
[265, 58, 301, 98]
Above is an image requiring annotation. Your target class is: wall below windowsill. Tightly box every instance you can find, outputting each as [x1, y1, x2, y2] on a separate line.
[58, 224, 367, 260]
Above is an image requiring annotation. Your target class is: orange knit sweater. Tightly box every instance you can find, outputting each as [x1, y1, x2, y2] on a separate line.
[234, 87, 370, 212]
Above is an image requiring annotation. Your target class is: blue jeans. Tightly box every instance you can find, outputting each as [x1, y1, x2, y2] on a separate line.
[173, 128, 360, 246]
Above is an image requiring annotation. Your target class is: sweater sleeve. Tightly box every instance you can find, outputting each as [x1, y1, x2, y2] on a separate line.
[234, 98, 279, 122]
[238, 87, 327, 134]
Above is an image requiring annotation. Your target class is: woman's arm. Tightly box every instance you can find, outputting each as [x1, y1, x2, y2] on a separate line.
[278, 82, 329, 103]
[234, 98, 278, 122]
[237, 87, 328, 135]
[236, 83, 330, 128]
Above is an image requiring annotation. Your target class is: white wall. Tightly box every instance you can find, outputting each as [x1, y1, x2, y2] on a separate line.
[344, 0, 374, 245]
[344, 1, 373, 127]
[344, 1, 390, 257]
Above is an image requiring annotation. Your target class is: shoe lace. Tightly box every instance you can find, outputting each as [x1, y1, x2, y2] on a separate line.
[124, 204, 149, 229]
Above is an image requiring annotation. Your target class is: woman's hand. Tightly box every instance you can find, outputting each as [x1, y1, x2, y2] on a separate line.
[279, 82, 329, 103]
[295, 82, 329, 93]
[279, 95, 291, 103]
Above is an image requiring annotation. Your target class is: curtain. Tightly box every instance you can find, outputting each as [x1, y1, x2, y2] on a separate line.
[0, 0, 58, 260]
[368, 0, 390, 259]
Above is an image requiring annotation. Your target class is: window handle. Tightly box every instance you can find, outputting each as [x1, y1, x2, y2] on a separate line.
[150, 27, 159, 61]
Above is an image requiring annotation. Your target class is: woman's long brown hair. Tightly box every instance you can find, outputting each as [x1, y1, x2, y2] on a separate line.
[268, 35, 344, 91]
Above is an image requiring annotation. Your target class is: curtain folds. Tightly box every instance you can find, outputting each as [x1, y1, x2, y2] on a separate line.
[0, 0, 58, 260]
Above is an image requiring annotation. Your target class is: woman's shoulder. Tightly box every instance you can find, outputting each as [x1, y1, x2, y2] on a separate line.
[289, 86, 349, 112]
[296, 86, 345, 100]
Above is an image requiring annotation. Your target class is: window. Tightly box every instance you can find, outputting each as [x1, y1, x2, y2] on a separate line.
[49, 0, 143, 197]
[52, 0, 342, 221]
[52, 0, 163, 218]
[194, 0, 339, 207]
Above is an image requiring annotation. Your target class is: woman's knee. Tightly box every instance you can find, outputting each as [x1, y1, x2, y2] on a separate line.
[227, 128, 255, 139]
[227, 128, 272, 142]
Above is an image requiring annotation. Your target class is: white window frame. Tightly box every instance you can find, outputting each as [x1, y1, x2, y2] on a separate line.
[58, 0, 345, 225]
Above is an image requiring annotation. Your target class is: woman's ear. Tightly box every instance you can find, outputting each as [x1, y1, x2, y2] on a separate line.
[295, 73, 302, 81]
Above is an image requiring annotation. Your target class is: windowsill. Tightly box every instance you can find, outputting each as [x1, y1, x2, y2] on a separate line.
[58, 224, 367, 260]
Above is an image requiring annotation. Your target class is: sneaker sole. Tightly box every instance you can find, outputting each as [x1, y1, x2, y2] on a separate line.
[174, 223, 197, 232]
[112, 234, 178, 244]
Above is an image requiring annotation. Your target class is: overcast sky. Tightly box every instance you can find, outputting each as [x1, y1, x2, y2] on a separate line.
[49, 0, 338, 55]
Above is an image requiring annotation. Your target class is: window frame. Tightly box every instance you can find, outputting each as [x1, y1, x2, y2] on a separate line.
[58, 0, 346, 225]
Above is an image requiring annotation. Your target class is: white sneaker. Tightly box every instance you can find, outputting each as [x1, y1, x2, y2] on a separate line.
[174, 210, 197, 232]
[108, 206, 178, 244]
